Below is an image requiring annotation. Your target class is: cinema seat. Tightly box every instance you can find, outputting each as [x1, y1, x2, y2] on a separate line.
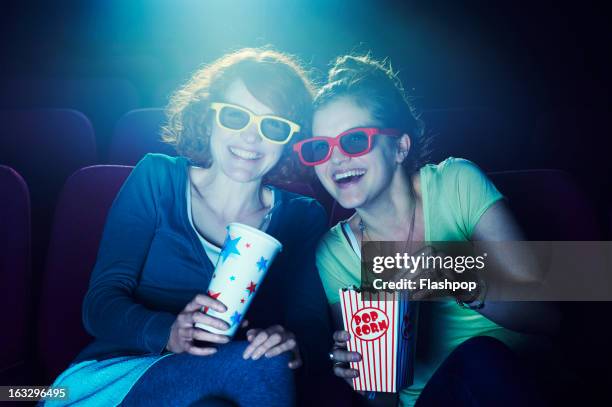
[0, 108, 97, 301]
[0, 110, 97, 182]
[108, 108, 176, 165]
[36, 165, 132, 384]
[0, 78, 141, 156]
[0, 166, 31, 385]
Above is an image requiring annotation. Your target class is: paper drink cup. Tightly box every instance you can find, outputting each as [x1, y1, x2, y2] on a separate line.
[195, 222, 282, 337]
[339, 288, 418, 393]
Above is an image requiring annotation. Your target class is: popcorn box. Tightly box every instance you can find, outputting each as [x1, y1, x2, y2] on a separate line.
[339, 288, 418, 392]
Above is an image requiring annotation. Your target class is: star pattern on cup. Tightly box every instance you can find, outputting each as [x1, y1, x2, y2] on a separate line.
[203, 290, 221, 313]
[246, 281, 257, 296]
[230, 311, 242, 327]
[256, 256, 268, 272]
[220, 234, 241, 263]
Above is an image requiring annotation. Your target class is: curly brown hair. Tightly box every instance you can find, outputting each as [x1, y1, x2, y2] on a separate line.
[162, 47, 315, 184]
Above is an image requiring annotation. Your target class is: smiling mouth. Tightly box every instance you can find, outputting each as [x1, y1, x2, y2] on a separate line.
[333, 168, 367, 186]
[229, 146, 263, 161]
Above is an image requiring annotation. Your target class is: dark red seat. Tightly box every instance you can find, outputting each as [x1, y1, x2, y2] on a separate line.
[36, 165, 132, 384]
[0, 108, 98, 298]
[0, 166, 31, 385]
[108, 108, 176, 165]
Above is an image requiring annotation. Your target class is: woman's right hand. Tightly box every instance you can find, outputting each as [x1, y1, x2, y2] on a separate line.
[330, 330, 362, 384]
[165, 293, 231, 356]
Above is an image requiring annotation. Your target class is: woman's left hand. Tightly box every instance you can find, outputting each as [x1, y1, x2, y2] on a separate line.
[242, 324, 302, 369]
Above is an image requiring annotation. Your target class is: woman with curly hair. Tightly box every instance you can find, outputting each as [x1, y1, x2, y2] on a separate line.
[44, 48, 332, 407]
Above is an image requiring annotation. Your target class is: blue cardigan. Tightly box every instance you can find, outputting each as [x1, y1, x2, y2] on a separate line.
[72, 153, 332, 375]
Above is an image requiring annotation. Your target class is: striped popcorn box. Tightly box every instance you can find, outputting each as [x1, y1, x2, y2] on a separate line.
[339, 288, 418, 393]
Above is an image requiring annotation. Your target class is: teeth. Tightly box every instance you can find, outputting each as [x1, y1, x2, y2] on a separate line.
[230, 147, 262, 160]
[333, 169, 366, 181]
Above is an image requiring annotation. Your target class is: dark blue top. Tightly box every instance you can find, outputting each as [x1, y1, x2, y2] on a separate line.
[73, 153, 332, 376]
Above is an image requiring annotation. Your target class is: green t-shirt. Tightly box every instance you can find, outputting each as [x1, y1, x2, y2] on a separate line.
[316, 157, 528, 406]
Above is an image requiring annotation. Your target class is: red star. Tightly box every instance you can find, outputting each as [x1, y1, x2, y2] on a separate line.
[203, 290, 221, 313]
[240, 298, 245, 304]
[246, 243, 251, 248]
[246, 281, 257, 296]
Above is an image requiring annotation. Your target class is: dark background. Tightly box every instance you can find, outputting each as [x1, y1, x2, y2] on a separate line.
[2, 0, 611, 109]
[1, 0, 610, 224]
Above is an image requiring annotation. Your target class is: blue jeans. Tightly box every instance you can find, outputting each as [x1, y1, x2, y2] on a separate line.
[415, 336, 548, 406]
[120, 341, 294, 407]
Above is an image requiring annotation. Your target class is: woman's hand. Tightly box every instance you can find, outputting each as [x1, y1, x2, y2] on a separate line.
[330, 330, 361, 384]
[165, 293, 231, 356]
[242, 325, 302, 369]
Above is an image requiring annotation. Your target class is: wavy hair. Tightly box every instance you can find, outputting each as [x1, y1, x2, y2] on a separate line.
[162, 47, 315, 183]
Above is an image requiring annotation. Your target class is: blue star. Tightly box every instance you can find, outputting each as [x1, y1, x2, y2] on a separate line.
[256, 256, 268, 272]
[230, 311, 242, 327]
[220, 235, 241, 263]
[230, 275, 236, 281]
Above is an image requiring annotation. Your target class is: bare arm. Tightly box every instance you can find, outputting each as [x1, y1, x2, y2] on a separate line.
[470, 200, 560, 336]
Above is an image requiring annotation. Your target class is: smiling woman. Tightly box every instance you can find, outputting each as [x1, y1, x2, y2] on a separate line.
[304, 54, 559, 406]
[42, 48, 333, 407]
[162, 48, 313, 184]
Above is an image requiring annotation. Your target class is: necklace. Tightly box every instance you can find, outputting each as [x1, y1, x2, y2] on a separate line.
[358, 182, 417, 255]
